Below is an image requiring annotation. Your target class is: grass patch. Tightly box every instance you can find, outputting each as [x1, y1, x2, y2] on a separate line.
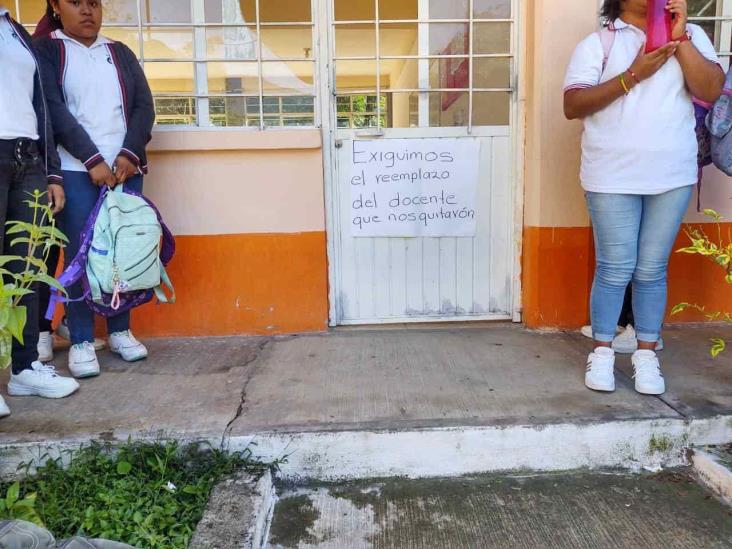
[0, 440, 278, 548]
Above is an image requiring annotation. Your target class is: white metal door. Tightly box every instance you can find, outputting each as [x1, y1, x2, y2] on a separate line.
[321, 0, 519, 325]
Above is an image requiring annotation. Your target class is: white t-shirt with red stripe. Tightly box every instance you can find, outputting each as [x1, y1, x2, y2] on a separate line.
[52, 30, 127, 172]
[563, 19, 720, 195]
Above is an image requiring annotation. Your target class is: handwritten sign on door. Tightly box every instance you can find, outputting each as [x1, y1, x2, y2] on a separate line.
[349, 138, 480, 237]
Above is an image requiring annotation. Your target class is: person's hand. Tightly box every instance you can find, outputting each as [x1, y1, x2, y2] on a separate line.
[628, 42, 679, 82]
[113, 155, 137, 185]
[666, 0, 688, 41]
[47, 184, 65, 215]
[88, 162, 117, 188]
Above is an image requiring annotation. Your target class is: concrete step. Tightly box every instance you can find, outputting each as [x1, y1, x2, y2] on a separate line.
[691, 444, 732, 507]
[265, 470, 732, 549]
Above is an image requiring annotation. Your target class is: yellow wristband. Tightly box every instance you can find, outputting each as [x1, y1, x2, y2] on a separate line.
[619, 73, 630, 95]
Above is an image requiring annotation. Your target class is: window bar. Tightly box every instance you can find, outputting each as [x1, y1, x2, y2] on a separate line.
[468, 0, 475, 134]
[721, 1, 732, 72]
[192, 0, 210, 126]
[14, 0, 20, 22]
[418, 0, 429, 127]
[375, 0, 381, 130]
[256, 0, 264, 130]
[136, 0, 144, 68]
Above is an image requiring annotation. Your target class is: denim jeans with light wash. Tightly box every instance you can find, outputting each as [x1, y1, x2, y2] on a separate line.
[58, 171, 143, 345]
[586, 185, 693, 344]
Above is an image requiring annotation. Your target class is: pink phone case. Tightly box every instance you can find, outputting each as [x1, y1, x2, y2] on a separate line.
[645, 0, 673, 53]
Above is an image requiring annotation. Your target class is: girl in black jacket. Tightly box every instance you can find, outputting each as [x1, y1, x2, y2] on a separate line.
[36, 0, 156, 379]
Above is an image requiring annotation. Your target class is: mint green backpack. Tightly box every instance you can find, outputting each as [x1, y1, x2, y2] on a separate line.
[46, 186, 176, 319]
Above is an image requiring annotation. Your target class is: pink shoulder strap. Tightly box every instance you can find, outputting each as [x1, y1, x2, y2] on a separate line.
[599, 27, 616, 73]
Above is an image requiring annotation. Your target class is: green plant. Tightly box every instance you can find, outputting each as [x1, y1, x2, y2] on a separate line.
[2, 440, 280, 549]
[672, 209, 732, 357]
[0, 190, 67, 369]
[0, 481, 43, 526]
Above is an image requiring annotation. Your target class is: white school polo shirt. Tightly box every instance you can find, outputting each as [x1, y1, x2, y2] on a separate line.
[0, 8, 38, 140]
[563, 19, 719, 195]
[52, 31, 127, 172]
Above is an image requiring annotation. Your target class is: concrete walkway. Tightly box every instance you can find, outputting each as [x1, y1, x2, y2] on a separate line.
[0, 325, 730, 478]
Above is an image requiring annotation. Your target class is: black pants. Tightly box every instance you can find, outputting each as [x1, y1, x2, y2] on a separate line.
[619, 284, 634, 327]
[0, 139, 45, 373]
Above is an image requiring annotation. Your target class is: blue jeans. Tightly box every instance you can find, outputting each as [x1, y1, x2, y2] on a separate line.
[59, 171, 143, 345]
[586, 185, 693, 344]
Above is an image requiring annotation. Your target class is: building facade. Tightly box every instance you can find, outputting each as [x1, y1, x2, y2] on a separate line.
[11, 0, 732, 336]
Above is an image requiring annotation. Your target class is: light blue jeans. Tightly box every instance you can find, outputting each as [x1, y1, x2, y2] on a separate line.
[586, 185, 693, 344]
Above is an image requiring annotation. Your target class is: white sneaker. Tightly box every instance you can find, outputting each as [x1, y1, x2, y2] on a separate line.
[612, 325, 665, 354]
[585, 346, 616, 392]
[632, 350, 666, 395]
[8, 362, 79, 399]
[0, 395, 9, 418]
[56, 319, 106, 351]
[109, 331, 148, 362]
[68, 342, 101, 379]
[37, 331, 54, 362]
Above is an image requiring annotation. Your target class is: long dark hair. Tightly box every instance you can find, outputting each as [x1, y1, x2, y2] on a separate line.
[600, 0, 621, 22]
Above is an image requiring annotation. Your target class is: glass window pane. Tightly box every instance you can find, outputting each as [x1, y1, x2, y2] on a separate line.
[154, 96, 196, 125]
[689, 0, 717, 16]
[335, 0, 375, 21]
[260, 0, 312, 23]
[143, 28, 194, 59]
[104, 0, 140, 24]
[144, 62, 195, 93]
[473, 22, 511, 55]
[206, 27, 258, 60]
[254, 96, 315, 127]
[336, 60, 378, 91]
[429, 58, 469, 90]
[335, 94, 385, 128]
[262, 26, 313, 60]
[385, 92, 419, 128]
[207, 62, 260, 94]
[429, 0, 468, 20]
[474, 0, 511, 19]
[105, 28, 141, 56]
[429, 23, 469, 55]
[142, 0, 191, 24]
[429, 92, 469, 126]
[474, 58, 510, 88]
[382, 58, 418, 90]
[380, 23, 418, 56]
[336, 24, 376, 58]
[473, 91, 510, 125]
[379, 0, 417, 20]
[262, 61, 314, 94]
[210, 96, 260, 127]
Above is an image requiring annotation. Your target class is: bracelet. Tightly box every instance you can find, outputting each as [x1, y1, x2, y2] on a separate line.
[619, 72, 631, 95]
[627, 69, 641, 85]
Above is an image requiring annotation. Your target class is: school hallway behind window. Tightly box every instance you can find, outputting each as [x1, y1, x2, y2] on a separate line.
[0, 1, 732, 548]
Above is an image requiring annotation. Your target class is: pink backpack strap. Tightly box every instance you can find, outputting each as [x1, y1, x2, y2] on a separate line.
[598, 26, 616, 74]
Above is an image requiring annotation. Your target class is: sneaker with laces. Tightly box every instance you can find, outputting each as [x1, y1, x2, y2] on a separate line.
[585, 346, 616, 392]
[37, 331, 54, 362]
[8, 362, 79, 399]
[0, 395, 9, 418]
[109, 331, 148, 362]
[68, 342, 101, 379]
[632, 350, 666, 395]
[56, 318, 106, 351]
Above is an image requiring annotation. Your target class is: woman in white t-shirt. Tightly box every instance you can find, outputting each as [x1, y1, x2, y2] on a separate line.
[564, 0, 724, 395]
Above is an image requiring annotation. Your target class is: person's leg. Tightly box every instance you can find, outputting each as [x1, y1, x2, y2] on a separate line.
[619, 284, 634, 327]
[633, 185, 694, 346]
[586, 192, 642, 345]
[58, 171, 101, 346]
[105, 175, 144, 336]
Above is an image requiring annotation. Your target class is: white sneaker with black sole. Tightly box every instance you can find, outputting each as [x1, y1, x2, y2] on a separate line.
[37, 331, 54, 362]
[632, 350, 666, 395]
[0, 395, 9, 418]
[68, 342, 101, 379]
[109, 331, 148, 362]
[585, 346, 616, 392]
[8, 362, 79, 399]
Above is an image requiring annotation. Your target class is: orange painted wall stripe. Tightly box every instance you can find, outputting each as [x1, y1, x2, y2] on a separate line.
[523, 224, 732, 329]
[124, 232, 329, 337]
